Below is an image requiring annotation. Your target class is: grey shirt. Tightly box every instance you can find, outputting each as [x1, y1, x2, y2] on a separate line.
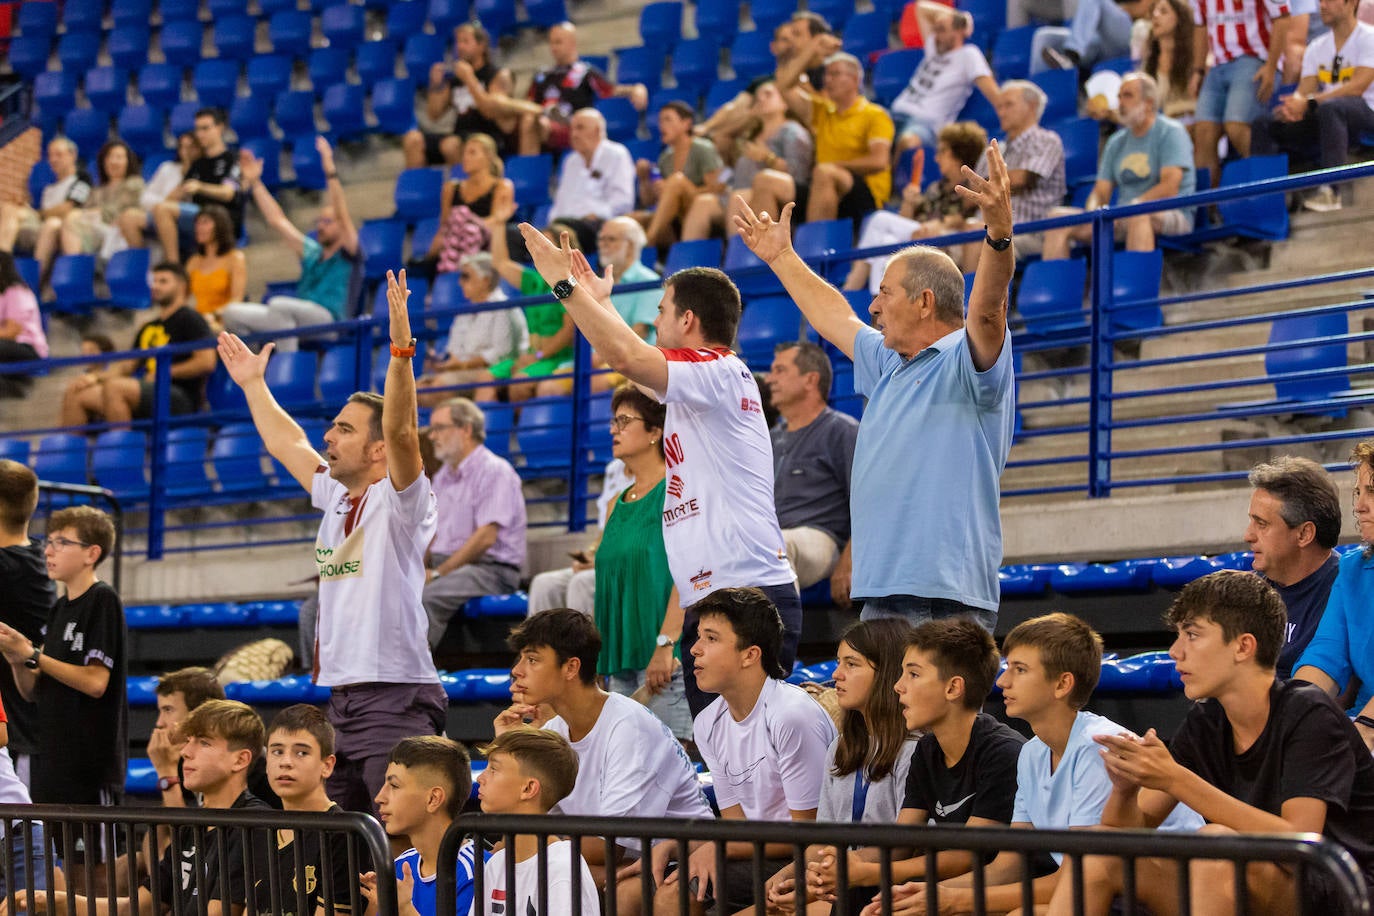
[771, 407, 859, 546]
[817, 734, 920, 824]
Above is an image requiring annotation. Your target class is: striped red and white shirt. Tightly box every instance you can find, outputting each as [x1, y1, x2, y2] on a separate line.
[1192, 0, 1291, 65]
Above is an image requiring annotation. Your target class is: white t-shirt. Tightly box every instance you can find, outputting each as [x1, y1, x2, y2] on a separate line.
[473, 842, 600, 916]
[443, 291, 528, 366]
[656, 347, 794, 604]
[1302, 21, 1374, 110]
[544, 693, 712, 850]
[694, 678, 837, 820]
[141, 161, 187, 209]
[891, 43, 993, 125]
[39, 172, 92, 211]
[550, 140, 636, 221]
[311, 471, 440, 686]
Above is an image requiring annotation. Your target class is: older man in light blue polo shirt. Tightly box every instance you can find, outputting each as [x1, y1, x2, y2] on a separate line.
[734, 141, 1017, 630]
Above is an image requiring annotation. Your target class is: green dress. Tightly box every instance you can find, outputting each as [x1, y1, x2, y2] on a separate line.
[594, 478, 675, 676]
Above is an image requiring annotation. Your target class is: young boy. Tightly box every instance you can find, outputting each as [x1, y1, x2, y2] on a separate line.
[654, 587, 835, 914]
[0, 505, 127, 812]
[149, 667, 227, 808]
[363, 736, 479, 916]
[254, 705, 355, 916]
[1046, 571, 1374, 915]
[472, 727, 602, 916]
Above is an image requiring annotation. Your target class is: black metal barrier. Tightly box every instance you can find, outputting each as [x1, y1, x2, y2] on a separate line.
[437, 814, 1370, 916]
[0, 804, 397, 916]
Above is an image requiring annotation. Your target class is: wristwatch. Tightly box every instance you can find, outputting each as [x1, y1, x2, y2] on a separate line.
[552, 276, 578, 300]
[655, 634, 674, 648]
[158, 775, 180, 792]
[24, 647, 40, 670]
[984, 231, 1013, 252]
[390, 338, 417, 358]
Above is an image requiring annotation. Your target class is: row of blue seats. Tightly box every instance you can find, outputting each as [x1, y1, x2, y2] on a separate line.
[122, 593, 525, 630]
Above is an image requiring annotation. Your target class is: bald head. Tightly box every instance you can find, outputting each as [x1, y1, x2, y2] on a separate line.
[549, 22, 578, 65]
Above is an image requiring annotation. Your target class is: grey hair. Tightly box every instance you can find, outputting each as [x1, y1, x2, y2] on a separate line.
[458, 252, 499, 291]
[1248, 456, 1342, 549]
[822, 52, 863, 76]
[441, 397, 487, 443]
[48, 137, 77, 156]
[892, 247, 966, 325]
[1123, 71, 1160, 108]
[571, 107, 605, 132]
[1001, 79, 1047, 123]
[605, 216, 647, 261]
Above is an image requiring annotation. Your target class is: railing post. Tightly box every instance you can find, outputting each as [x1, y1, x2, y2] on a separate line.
[567, 332, 592, 533]
[353, 317, 374, 394]
[1088, 213, 1115, 498]
[147, 351, 172, 559]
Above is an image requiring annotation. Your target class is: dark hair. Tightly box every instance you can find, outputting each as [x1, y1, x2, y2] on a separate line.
[611, 383, 667, 458]
[455, 21, 492, 62]
[0, 459, 39, 531]
[95, 140, 141, 185]
[1001, 613, 1104, 710]
[950, 10, 970, 32]
[81, 333, 116, 354]
[195, 203, 237, 256]
[182, 699, 266, 761]
[152, 260, 189, 284]
[1143, 0, 1195, 97]
[906, 617, 999, 710]
[194, 106, 227, 126]
[832, 619, 915, 782]
[389, 735, 473, 819]
[1164, 570, 1286, 671]
[775, 341, 833, 398]
[508, 609, 602, 685]
[268, 703, 336, 758]
[478, 727, 579, 811]
[47, 505, 116, 566]
[665, 267, 742, 347]
[659, 100, 697, 125]
[791, 10, 832, 35]
[0, 251, 28, 293]
[1248, 456, 1341, 550]
[156, 666, 226, 709]
[937, 121, 989, 170]
[692, 587, 787, 679]
[346, 391, 385, 442]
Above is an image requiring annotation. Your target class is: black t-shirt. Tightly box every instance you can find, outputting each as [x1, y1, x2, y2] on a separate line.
[1169, 679, 1374, 888]
[1265, 553, 1341, 678]
[150, 790, 273, 914]
[134, 306, 215, 406]
[450, 61, 510, 146]
[185, 149, 244, 229]
[0, 540, 53, 756]
[527, 60, 614, 123]
[902, 712, 1025, 824]
[30, 580, 127, 801]
[252, 805, 357, 916]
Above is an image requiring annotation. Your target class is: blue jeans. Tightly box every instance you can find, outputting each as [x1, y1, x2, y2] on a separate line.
[0, 822, 51, 899]
[607, 666, 695, 740]
[859, 594, 998, 632]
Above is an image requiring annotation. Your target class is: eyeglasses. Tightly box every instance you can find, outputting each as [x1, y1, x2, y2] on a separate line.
[597, 235, 627, 244]
[426, 422, 458, 434]
[458, 271, 475, 280]
[609, 414, 645, 432]
[45, 536, 90, 550]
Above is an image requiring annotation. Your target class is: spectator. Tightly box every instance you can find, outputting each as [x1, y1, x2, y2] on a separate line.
[636, 102, 725, 249]
[1137, 0, 1198, 125]
[412, 133, 514, 277]
[1191, 0, 1292, 180]
[0, 137, 92, 286]
[420, 398, 526, 650]
[216, 272, 448, 813]
[59, 261, 216, 427]
[1043, 73, 1195, 259]
[146, 666, 226, 810]
[1036, 0, 1153, 76]
[223, 139, 360, 350]
[1048, 572, 1374, 915]
[59, 140, 145, 263]
[844, 121, 987, 292]
[544, 109, 637, 253]
[521, 22, 648, 156]
[1253, 0, 1374, 211]
[416, 252, 527, 407]
[735, 143, 1015, 630]
[151, 107, 242, 264]
[0, 252, 49, 395]
[683, 80, 815, 242]
[0, 714, 51, 900]
[117, 132, 199, 250]
[0, 507, 126, 821]
[766, 342, 859, 597]
[1245, 457, 1342, 678]
[0, 460, 53, 786]
[403, 22, 526, 167]
[79, 333, 116, 365]
[890, 2, 999, 153]
[1295, 439, 1374, 748]
[781, 52, 895, 225]
[185, 203, 246, 319]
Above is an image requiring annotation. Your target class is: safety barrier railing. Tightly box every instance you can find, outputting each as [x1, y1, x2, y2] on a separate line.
[437, 813, 1370, 916]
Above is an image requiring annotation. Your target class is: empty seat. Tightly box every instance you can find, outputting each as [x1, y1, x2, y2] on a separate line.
[1108, 249, 1164, 334]
[17, 2, 59, 39]
[694, 0, 740, 43]
[992, 24, 1036, 79]
[1031, 69, 1078, 125]
[957, 89, 1000, 134]
[193, 59, 240, 109]
[1015, 256, 1088, 340]
[118, 104, 168, 158]
[263, 351, 319, 406]
[474, 0, 517, 39]
[49, 255, 99, 316]
[33, 72, 78, 126]
[871, 48, 923, 107]
[704, 79, 747, 117]
[664, 239, 723, 272]
[247, 55, 295, 104]
[160, 20, 205, 68]
[139, 62, 185, 109]
[91, 429, 150, 500]
[308, 47, 351, 93]
[240, 136, 284, 190]
[63, 109, 110, 164]
[105, 248, 152, 310]
[58, 31, 101, 74]
[320, 4, 365, 51]
[843, 11, 892, 60]
[394, 168, 445, 224]
[505, 154, 554, 212]
[274, 90, 318, 140]
[169, 101, 201, 137]
[639, 1, 683, 49]
[358, 219, 408, 283]
[63, 0, 107, 32]
[516, 398, 574, 474]
[109, 26, 153, 71]
[34, 434, 89, 486]
[319, 346, 367, 404]
[728, 30, 774, 81]
[1216, 154, 1290, 242]
[386, 1, 427, 36]
[372, 78, 416, 135]
[615, 45, 665, 95]
[1058, 117, 1100, 188]
[403, 33, 446, 83]
[524, 0, 568, 29]
[809, 0, 853, 29]
[159, 0, 202, 21]
[1266, 310, 1351, 404]
[594, 96, 640, 143]
[723, 235, 781, 297]
[213, 15, 257, 62]
[84, 66, 130, 114]
[113, 0, 154, 27]
[229, 94, 272, 141]
[290, 139, 327, 190]
[736, 295, 800, 368]
[748, 0, 792, 33]
[671, 37, 720, 87]
[164, 426, 212, 499]
[794, 218, 853, 283]
[0, 439, 32, 466]
[211, 424, 271, 492]
[322, 83, 366, 139]
[357, 39, 399, 84]
[269, 10, 313, 58]
[427, 0, 471, 35]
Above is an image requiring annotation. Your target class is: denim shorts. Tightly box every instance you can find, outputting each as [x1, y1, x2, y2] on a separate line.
[1196, 55, 1265, 124]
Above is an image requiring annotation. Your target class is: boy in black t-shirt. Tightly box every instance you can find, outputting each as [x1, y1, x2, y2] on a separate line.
[151, 106, 243, 262]
[1045, 571, 1374, 915]
[0, 506, 126, 810]
[0, 460, 53, 783]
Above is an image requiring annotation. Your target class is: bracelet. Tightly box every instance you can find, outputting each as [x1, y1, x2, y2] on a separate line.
[324, 171, 339, 180]
[391, 339, 417, 358]
[1355, 715, 1374, 730]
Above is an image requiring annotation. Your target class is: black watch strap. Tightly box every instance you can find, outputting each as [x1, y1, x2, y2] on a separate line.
[984, 231, 1013, 252]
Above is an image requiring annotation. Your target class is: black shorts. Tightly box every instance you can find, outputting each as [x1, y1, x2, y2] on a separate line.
[837, 178, 878, 227]
[420, 130, 452, 165]
[134, 380, 195, 419]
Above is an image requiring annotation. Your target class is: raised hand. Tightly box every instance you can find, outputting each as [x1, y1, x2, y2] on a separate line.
[386, 269, 413, 349]
[731, 196, 796, 265]
[217, 332, 274, 388]
[316, 136, 336, 176]
[957, 139, 1013, 240]
[517, 224, 574, 287]
[570, 249, 614, 303]
[237, 150, 263, 187]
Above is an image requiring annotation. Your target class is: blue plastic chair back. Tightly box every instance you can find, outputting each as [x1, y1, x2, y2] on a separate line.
[737, 295, 801, 369]
[665, 239, 723, 273]
[992, 24, 1036, 79]
[427, 0, 472, 33]
[161, 20, 205, 69]
[595, 97, 641, 142]
[1016, 256, 1088, 338]
[394, 168, 446, 223]
[872, 49, 923, 107]
[274, 91, 318, 141]
[92, 430, 150, 500]
[213, 15, 257, 61]
[358, 39, 400, 84]
[1032, 68, 1078, 125]
[194, 59, 241, 109]
[246, 55, 294, 104]
[64, 108, 111, 163]
[358, 219, 408, 283]
[671, 37, 721, 87]
[106, 249, 152, 310]
[728, 30, 774, 81]
[616, 45, 666, 94]
[506, 154, 554, 211]
[516, 397, 574, 475]
[109, 26, 152, 71]
[50, 255, 98, 316]
[85, 67, 130, 114]
[34, 434, 89, 486]
[322, 83, 366, 140]
[269, 10, 314, 58]
[118, 105, 169, 159]
[321, 4, 365, 51]
[1267, 311, 1350, 403]
[1108, 249, 1164, 333]
[843, 11, 892, 60]
[264, 351, 320, 407]
[404, 33, 447, 82]
[640, 2, 684, 48]
[1058, 117, 1100, 188]
[695, 0, 740, 42]
[1217, 154, 1290, 241]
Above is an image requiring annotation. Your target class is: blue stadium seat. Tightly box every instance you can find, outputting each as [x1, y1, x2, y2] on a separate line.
[794, 218, 853, 283]
[671, 37, 721, 88]
[665, 239, 723, 272]
[269, 10, 314, 58]
[992, 24, 1036, 79]
[160, 20, 205, 69]
[516, 398, 574, 475]
[33, 72, 78, 126]
[1151, 555, 1227, 588]
[17, 2, 59, 39]
[213, 15, 257, 62]
[474, 0, 517, 39]
[403, 33, 447, 84]
[164, 426, 212, 499]
[428, 272, 463, 314]
[34, 434, 89, 486]
[0, 439, 31, 465]
[809, 0, 853, 30]
[14, 259, 41, 299]
[63, 108, 110, 164]
[595, 96, 640, 143]
[319, 346, 368, 404]
[274, 91, 318, 141]
[374, 274, 429, 320]
[7, 35, 52, 81]
[1267, 310, 1351, 404]
[843, 11, 892, 60]
[240, 137, 283, 190]
[372, 78, 415, 135]
[109, 0, 152, 28]
[194, 59, 241, 109]
[49, 255, 99, 316]
[229, 94, 272, 141]
[410, 216, 441, 260]
[483, 403, 514, 459]
[246, 54, 294, 104]
[264, 351, 319, 407]
[463, 594, 530, 619]
[248, 600, 301, 625]
[748, 0, 792, 33]
[358, 219, 408, 283]
[615, 45, 666, 95]
[139, 63, 185, 109]
[320, 4, 365, 51]
[1031, 69, 1078, 125]
[109, 26, 153, 71]
[872, 48, 923, 107]
[308, 48, 352, 94]
[206, 362, 249, 413]
[427, 0, 471, 35]
[371, 341, 424, 392]
[704, 78, 747, 117]
[1015, 256, 1087, 340]
[118, 105, 168, 159]
[956, 0, 1005, 50]
[357, 39, 399, 85]
[694, 0, 740, 43]
[105, 248, 152, 310]
[92, 429, 151, 501]
[639, 1, 683, 49]
[957, 89, 1000, 134]
[1216, 154, 1290, 242]
[525, 0, 568, 29]
[126, 605, 184, 630]
[170, 101, 200, 137]
[442, 668, 513, 701]
[505, 154, 553, 213]
[159, 0, 202, 21]
[724, 235, 782, 297]
[1108, 249, 1164, 334]
[736, 295, 800, 368]
[27, 161, 56, 210]
[1049, 559, 1157, 593]
[84, 66, 130, 114]
[728, 30, 774, 81]
[209, 0, 250, 16]
[212, 424, 271, 493]
[584, 393, 613, 465]
[291, 139, 328, 190]
[322, 83, 366, 140]
[226, 676, 331, 703]
[648, 87, 693, 118]
[998, 563, 1053, 596]
[1058, 117, 1100, 189]
[1097, 652, 1182, 692]
[127, 678, 161, 710]
[386, 1, 427, 37]
[394, 168, 445, 224]
[58, 31, 101, 74]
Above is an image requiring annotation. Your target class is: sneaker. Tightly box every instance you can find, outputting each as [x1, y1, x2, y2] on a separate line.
[1303, 184, 1342, 212]
[1041, 46, 1080, 70]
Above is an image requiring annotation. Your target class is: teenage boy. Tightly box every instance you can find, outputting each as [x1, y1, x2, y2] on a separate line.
[652, 587, 836, 915]
[254, 705, 354, 916]
[495, 609, 711, 886]
[1045, 571, 1374, 915]
[472, 727, 601, 916]
[0, 506, 127, 810]
[148, 667, 227, 808]
[0, 459, 53, 785]
[362, 736, 479, 916]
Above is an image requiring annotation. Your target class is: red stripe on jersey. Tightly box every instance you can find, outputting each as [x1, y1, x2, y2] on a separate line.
[659, 346, 734, 362]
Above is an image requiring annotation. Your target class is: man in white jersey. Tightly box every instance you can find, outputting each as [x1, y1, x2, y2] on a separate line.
[517, 225, 800, 716]
[216, 270, 446, 814]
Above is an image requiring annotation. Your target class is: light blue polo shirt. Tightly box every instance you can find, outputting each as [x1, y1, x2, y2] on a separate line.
[615, 260, 662, 343]
[850, 324, 1014, 609]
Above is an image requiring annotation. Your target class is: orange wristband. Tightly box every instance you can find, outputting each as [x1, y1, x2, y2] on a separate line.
[390, 339, 416, 358]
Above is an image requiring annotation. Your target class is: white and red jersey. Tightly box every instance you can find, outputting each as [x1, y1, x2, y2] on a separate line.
[1192, 0, 1290, 65]
[656, 347, 795, 605]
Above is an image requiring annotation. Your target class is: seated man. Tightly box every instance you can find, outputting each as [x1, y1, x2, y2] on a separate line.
[1045, 571, 1374, 916]
[1035, 0, 1152, 76]
[417, 252, 528, 407]
[889, 2, 998, 153]
[635, 102, 724, 249]
[1043, 72, 1195, 259]
[150, 107, 243, 263]
[975, 80, 1066, 256]
[0, 138, 93, 284]
[543, 109, 637, 254]
[59, 262, 216, 427]
[521, 22, 648, 156]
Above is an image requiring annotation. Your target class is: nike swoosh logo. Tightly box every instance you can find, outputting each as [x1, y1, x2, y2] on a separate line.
[934, 792, 976, 818]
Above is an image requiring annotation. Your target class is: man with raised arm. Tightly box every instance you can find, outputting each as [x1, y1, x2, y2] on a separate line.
[515, 226, 800, 717]
[732, 143, 1016, 631]
[215, 271, 447, 814]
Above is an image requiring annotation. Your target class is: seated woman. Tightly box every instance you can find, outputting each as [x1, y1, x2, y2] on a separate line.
[61, 140, 145, 262]
[413, 133, 515, 277]
[185, 203, 246, 321]
[843, 120, 987, 293]
[0, 252, 49, 396]
[681, 79, 815, 241]
[117, 131, 199, 249]
[635, 101, 725, 248]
